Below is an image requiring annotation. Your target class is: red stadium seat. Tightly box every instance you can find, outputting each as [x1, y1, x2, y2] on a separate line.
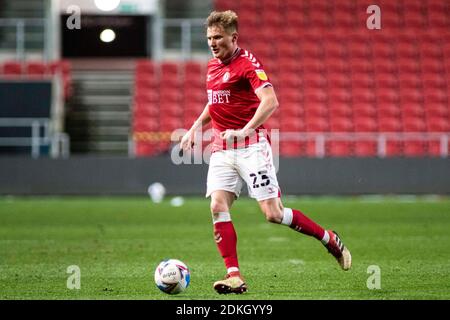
[135, 142, 161, 156]
[25, 61, 47, 77]
[352, 88, 376, 103]
[353, 103, 377, 118]
[385, 141, 403, 157]
[354, 141, 378, 157]
[372, 42, 395, 59]
[424, 88, 447, 103]
[401, 103, 425, 118]
[330, 117, 353, 132]
[302, 73, 326, 88]
[328, 73, 351, 88]
[425, 103, 448, 118]
[280, 141, 305, 157]
[351, 72, 374, 88]
[305, 117, 329, 132]
[378, 103, 401, 118]
[354, 116, 378, 132]
[403, 117, 426, 132]
[398, 73, 422, 88]
[133, 116, 160, 131]
[2, 61, 22, 75]
[375, 73, 398, 88]
[326, 141, 353, 157]
[303, 88, 327, 103]
[427, 117, 449, 132]
[378, 117, 402, 132]
[397, 58, 420, 73]
[135, 60, 155, 75]
[280, 117, 305, 131]
[329, 88, 351, 103]
[329, 103, 352, 118]
[304, 103, 327, 118]
[404, 141, 427, 157]
[161, 62, 179, 74]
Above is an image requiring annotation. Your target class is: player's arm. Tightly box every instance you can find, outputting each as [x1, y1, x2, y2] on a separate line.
[220, 86, 279, 140]
[180, 103, 211, 150]
[243, 85, 279, 132]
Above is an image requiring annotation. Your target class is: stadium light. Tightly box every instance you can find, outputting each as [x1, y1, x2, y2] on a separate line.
[100, 29, 116, 43]
[94, 0, 121, 12]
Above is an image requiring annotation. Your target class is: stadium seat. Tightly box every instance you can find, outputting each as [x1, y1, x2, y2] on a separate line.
[302, 73, 326, 88]
[353, 103, 377, 118]
[401, 103, 424, 118]
[326, 141, 353, 157]
[303, 88, 327, 103]
[378, 117, 402, 132]
[329, 103, 352, 118]
[280, 117, 305, 132]
[136, 59, 155, 72]
[385, 141, 404, 157]
[2, 61, 22, 75]
[25, 61, 47, 77]
[378, 103, 401, 118]
[398, 73, 422, 88]
[427, 117, 449, 132]
[280, 141, 305, 157]
[403, 141, 427, 157]
[397, 58, 420, 73]
[377, 89, 400, 104]
[133, 116, 160, 131]
[354, 117, 378, 132]
[354, 141, 378, 157]
[403, 117, 426, 132]
[372, 42, 395, 59]
[425, 103, 448, 118]
[304, 103, 328, 118]
[305, 117, 329, 132]
[328, 73, 351, 88]
[329, 88, 351, 103]
[330, 117, 353, 132]
[375, 73, 398, 88]
[351, 72, 374, 88]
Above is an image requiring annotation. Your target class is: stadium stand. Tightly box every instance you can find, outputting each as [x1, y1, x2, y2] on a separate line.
[132, 0, 449, 157]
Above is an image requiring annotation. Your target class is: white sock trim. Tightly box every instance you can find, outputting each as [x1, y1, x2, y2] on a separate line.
[212, 212, 231, 224]
[321, 230, 330, 245]
[281, 208, 293, 226]
[227, 267, 239, 274]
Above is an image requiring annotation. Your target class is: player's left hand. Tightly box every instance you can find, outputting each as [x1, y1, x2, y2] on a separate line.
[220, 129, 250, 141]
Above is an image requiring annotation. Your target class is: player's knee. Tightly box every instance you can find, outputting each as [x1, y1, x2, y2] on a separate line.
[262, 206, 283, 224]
[210, 199, 228, 214]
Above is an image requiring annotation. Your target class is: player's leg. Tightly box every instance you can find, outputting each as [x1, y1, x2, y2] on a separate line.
[210, 190, 247, 294]
[258, 197, 352, 270]
[206, 151, 247, 294]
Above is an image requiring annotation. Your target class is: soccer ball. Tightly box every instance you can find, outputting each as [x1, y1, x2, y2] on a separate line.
[154, 259, 190, 294]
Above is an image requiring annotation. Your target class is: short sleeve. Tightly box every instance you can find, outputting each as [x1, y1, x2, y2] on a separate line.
[242, 57, 272, 93]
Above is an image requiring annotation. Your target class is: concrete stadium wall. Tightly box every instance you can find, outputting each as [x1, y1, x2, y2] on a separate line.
[0, 156, 449, 195]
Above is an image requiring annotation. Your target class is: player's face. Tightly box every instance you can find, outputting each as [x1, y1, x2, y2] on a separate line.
[207, 26, 237, 61]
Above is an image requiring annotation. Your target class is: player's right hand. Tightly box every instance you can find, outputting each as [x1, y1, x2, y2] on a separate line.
[180, 130, 195, 151]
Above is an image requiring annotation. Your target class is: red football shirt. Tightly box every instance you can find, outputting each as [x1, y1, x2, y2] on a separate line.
[206, 47, 272, 151]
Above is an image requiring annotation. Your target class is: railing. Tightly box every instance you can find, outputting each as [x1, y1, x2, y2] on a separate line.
[0, 118, 69, 158]
[280, 132, 450, 158]
[154, 18, 207, 60]
[0, 18, 47, 60]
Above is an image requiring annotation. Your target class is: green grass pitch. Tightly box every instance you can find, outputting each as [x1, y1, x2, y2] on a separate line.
[1, 196, 449, 300]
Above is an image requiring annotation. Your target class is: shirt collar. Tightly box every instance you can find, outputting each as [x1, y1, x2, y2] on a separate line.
[218, 47, 241, 65]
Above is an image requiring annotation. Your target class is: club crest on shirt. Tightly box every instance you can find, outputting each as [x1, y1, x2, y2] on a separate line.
[255, 69, 268, 81]
[223, 71, 230, 82]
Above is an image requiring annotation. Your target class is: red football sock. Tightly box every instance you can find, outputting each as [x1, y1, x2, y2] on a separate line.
[213, 221, 239, 271]
[289, 208, 326, 241]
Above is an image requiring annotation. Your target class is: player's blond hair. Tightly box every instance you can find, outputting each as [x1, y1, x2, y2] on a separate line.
[205, 10, 238, 34]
